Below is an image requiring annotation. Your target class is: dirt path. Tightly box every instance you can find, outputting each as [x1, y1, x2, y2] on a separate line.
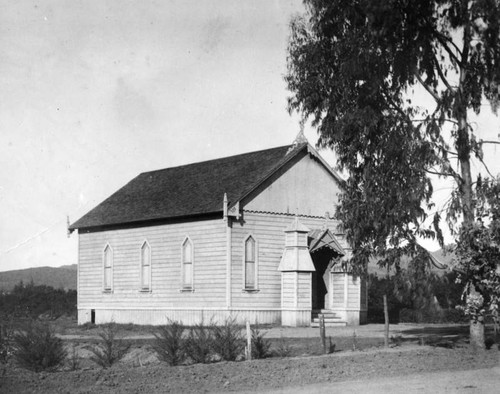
[3, 345, 499, 393]
[59, 323, 471, 341]
[257, 366, 500, 394]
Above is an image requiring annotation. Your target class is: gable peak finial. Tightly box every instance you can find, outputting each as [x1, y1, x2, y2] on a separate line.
[287, 121, 308, 154]
[295, 121, 308, 144]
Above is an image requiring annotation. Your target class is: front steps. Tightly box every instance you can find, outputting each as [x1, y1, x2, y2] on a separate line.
[310, 309, 347, 327]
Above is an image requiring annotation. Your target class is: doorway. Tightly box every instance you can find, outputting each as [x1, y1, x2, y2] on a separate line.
[311, 248, 333, 310]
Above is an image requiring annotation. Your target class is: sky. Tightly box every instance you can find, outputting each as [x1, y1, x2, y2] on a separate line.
[1, 0, 500, 272]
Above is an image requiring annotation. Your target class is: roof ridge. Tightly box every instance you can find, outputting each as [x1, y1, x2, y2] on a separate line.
[139, 144, 293, 175]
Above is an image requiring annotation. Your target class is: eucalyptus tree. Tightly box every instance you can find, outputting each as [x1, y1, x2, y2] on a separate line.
[286, 0, 500, 348]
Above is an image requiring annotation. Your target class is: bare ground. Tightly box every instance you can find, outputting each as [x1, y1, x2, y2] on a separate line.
[1, 323, 499, 393]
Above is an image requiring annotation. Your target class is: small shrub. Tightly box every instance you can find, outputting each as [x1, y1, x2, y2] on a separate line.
[68, 343, 80, 371]
[153, 320, 186, 366]
[351, 330, 358, 351]
[212, 318, 244, 361]
[251, 327, 271, 359]
[12, 320, 67, 372]
[328, 337, 336, 354]
[81, 322, 95, 331]
[184, 322, 214, 364]
[484, 337, 497, 350]
[90, 324, 130, 368]
[1, 322, 13, 382]
[390, 334, 403, 347]
[399, 308, 468, 324]
[273, 337, 291, 358]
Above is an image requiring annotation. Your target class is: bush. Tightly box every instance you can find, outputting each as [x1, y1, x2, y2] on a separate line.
[399, 308, 468, 323]
[153, 320, 186, 366]
[12, 320, 67, 372]
[251, 327, 271, 359]
[68, 343, 80, 371]
[90, 324, 130, 368]
[184, 322, 214, 364]
[0, 281, 76, 319]
[212, 318, 244, 361]
[0, 322, 13, 382]
[273, 337, 291, 358]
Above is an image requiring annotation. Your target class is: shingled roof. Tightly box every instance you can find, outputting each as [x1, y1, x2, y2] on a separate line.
[70, 143, 321, 230]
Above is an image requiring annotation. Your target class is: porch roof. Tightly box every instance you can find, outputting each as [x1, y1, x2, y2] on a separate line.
[308, 229, 345, 256]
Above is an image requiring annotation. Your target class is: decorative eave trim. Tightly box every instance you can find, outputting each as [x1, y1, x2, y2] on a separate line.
[242, 210, 327, 219]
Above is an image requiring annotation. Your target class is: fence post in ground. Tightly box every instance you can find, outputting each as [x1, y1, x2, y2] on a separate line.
[319, 314, 326, 354]
[245, 321, 252, 361]
[383, 294, 389, 348]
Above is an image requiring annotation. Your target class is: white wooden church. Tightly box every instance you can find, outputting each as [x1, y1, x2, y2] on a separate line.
[69, 135, 367, 327]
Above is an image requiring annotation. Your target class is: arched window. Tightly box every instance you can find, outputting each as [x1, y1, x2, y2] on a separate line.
[181, 237, 193, 290]
[103, 244, 113, 291]
[244, 235, 257, 290]
[140, 241, 151, 291]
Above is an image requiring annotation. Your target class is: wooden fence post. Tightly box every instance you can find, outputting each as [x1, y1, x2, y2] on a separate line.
[246, 321, 252, 360]
[319, 314, 326, 354]
[383, 294, 389, 348]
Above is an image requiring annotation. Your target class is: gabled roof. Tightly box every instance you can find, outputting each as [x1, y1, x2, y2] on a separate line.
[70, 142, 342, 230]
[308, 229, 346, 256]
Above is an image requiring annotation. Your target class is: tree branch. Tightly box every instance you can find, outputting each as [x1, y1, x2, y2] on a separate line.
[425, 168, 455, 178]
[431, 52, 454, 91]
[477, 155, 494, 178]
[414, 72, 441, 103]
[433, 30, 463, 66]
[382, 91, 415, 126]
[426, 162, 462, 182]
[480, 140, 500, 145]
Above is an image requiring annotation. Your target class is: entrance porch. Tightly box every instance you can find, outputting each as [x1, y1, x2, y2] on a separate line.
[278, 218, 367, 327]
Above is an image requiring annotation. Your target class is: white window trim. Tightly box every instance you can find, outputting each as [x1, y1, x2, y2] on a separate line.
[180, 236, 194, 292]
[242, 234, 259, 292]
[102, 243, 113, 293]
[139, 240, 152, 292]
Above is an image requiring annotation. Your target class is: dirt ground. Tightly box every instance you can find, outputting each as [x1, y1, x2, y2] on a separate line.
[2, 323, 499, 393]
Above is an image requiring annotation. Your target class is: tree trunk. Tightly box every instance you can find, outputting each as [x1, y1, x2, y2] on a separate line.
[470, 320, 485, 350]
[456, 18, 486, 350]
[383, 294, 389, 348]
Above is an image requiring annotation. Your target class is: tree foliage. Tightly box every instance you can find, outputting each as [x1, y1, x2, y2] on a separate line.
[286, 0, 500, 345]
[456, 177, 500, 322]
[0, 281, 76, 319]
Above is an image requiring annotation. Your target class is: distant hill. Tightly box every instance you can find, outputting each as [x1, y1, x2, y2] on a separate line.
[430, 248, 456, 267]
[368, 248, 455, 277]
[0, 264, 77, 292]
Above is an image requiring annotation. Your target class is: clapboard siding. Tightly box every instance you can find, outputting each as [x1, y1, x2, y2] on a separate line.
[281, 272, 296, 308]
[360, 277, 367, 309]
[331, 273, 345, 308]
[78, 219, 226, 310]
[297, 272, 311, 309]
[347, 276, 360, 308]
[230, 212, 335, 309]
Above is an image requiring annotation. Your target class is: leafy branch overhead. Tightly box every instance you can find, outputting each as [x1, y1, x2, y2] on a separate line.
[286, 0, 500, 256]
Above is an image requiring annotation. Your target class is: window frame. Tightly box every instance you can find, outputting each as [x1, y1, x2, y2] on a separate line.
[102, 243, 113, 293]
[242, 234, 259, 292]
[180, 236, 194, 291]
[139, 240, 152, 292]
